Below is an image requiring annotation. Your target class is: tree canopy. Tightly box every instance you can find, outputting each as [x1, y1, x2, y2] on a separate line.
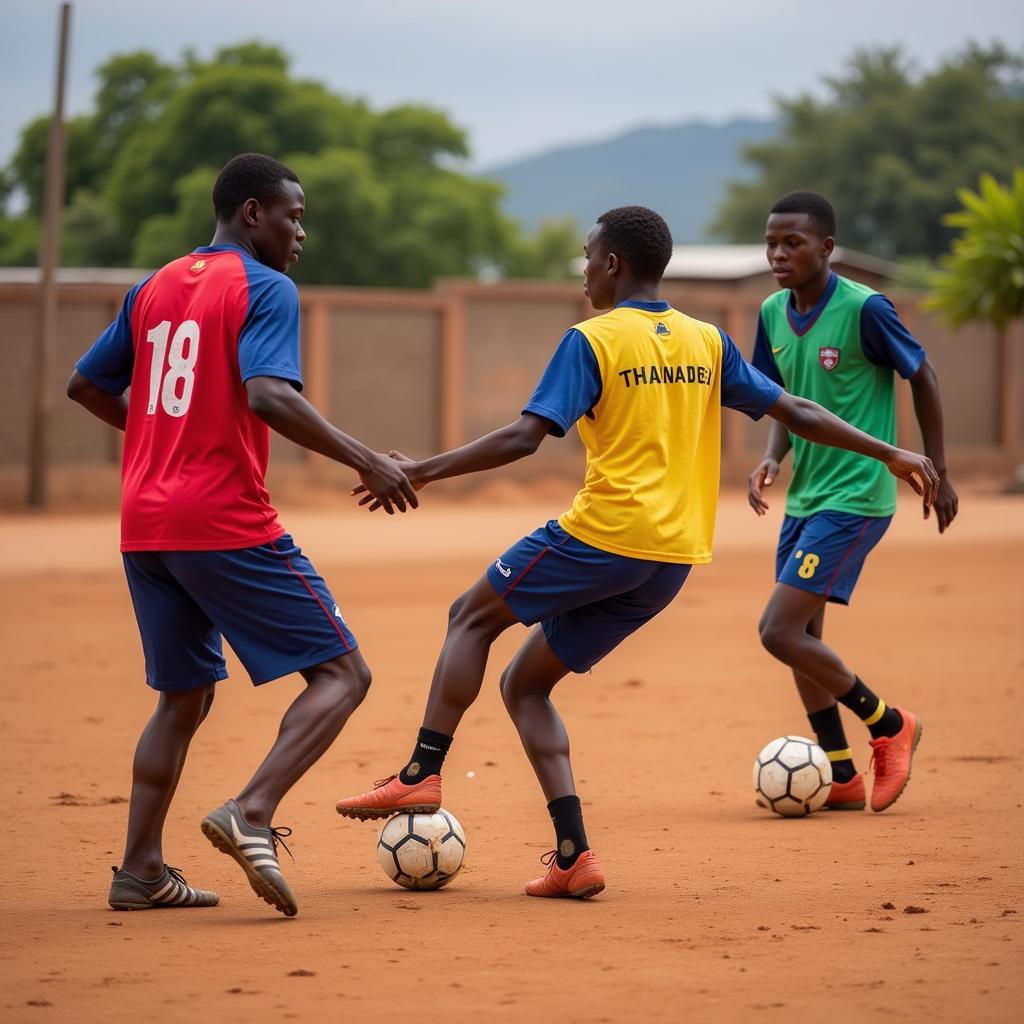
[926, 170, 1024, 329]
[711, 45, 1024, 259]
[0, 43, 576, 285]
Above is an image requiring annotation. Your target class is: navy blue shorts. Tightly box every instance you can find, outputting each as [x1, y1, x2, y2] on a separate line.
[122, 532, 357, 693]
[775, 511, 892, 605]
[485, 520, 691, 673]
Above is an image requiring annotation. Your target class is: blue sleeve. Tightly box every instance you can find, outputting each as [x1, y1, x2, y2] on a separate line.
[238, 267, 303, 389]
[750, 313, 784, 387]
[860, 294, 926, 379]
[74, 275, 152, 395]
[522, 328, 603, 437]
[719, 328, 783, 421]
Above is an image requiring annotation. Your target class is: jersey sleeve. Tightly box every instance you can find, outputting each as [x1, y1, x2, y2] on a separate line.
[74, 275, 152, 395]
[238, 269, 303, 389]
[750, 313, 785, 387]
[719, 328, 783, 421]
[522, 327, 603, 437]
[859, 294, 926, 379]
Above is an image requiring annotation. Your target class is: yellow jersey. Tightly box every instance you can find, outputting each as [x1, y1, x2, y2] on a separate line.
[523, 300, 780, 564]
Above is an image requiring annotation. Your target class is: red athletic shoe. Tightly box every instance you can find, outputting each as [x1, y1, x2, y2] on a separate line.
[869, 708, 923, 813]
[825, 772, 867, 810]
[335, 773, 442, 820]
[524, 849, 606, 899]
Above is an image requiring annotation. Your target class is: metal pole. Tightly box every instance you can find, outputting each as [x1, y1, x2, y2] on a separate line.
[27, 2, 72, 507]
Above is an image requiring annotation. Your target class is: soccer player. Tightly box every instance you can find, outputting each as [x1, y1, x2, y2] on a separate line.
[748, 190, 958, 813]
[67, 153, 419, 916]
[335, 206, 938, 897]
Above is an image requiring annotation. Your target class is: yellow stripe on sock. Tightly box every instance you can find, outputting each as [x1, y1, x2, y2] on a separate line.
[826, 748, 853, 762]
[864, 699, 887, 726]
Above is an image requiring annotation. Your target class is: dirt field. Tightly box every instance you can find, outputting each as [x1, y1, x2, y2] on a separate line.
[2, 486, 1022, 1023]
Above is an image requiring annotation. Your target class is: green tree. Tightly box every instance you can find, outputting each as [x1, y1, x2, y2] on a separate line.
[500, 219, 580, 280]
[9, 114, 101, 216]
[711, 45, 1024, 258]
[284, 149, 391, 286]
[926, 170, 1024, 327]
[0, 215, 39, 264]
[92, 51, 177, 160]
[62, 189, 127, 266]
[926, 170, 1024, 459]
[0, 39, 565, 284]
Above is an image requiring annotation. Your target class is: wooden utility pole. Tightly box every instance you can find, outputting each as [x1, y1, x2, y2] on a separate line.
[27, 2, 72, 507]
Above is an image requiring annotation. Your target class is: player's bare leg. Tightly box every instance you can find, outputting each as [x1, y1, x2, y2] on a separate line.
[758, 584, 853, 696]
[203, 651, 371, 916]
[759, 582, 920, 812]
[120, 684, 216, 878]
[499, 626, 574, 800]
[781, 606, 865, 807]
[420, 575, 521, 736]
[499, 627, 605, 898]
[790, 606, 834, 712]
[236, 650, 372, 826]
[336, 576, 519, 819]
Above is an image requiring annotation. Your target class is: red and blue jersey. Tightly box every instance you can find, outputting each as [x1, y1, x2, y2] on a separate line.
[76, 244, 303, 552]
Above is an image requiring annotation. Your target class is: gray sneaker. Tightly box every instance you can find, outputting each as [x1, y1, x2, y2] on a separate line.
[200, 799, 297, 917]
[108, 864, 218, 911]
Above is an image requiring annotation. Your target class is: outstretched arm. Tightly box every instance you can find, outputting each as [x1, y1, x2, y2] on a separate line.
[67, 370, 128, 430]
[245, 376, 419, 515]
[767, 391, 939, 505]
[748, 418, 793, 515]
[909, 358, 958, 532]
[410, 414, 552, 484]
[353, 413, 554, 510]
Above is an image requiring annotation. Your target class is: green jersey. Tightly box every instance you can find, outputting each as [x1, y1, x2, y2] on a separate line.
[753, 274, 925, 519]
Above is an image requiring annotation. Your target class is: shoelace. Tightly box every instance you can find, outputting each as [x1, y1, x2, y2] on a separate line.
[374, 775, 399, 789]
[869, 738, 890, 777]
[164, 864, 191, 887]
[539, 850, 558, 868]
[270, 826, 294, 860]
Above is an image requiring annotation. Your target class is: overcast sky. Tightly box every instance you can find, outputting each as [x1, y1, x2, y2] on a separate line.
[3, 0, 1022, 171]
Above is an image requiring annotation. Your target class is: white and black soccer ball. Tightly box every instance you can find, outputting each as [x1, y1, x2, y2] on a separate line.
[753, 735, 832, 817]
[376, 808, 466, 890]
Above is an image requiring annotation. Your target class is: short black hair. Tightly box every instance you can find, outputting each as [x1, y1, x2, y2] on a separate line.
[770, 190, 837, 237]
[595, 205, 674, 282]
[212, 152, 300, 222]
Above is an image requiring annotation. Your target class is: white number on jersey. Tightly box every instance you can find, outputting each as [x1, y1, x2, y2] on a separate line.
[145, 320, 200, 417]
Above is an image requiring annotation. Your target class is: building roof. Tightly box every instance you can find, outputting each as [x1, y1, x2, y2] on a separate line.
[663, 245, 898, 280]
[570, 244, 899, 281]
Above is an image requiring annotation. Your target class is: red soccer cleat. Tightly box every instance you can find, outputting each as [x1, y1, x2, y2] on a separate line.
[825, 772, 867, 810]
[335, 773, 442, 821]
[524, 849, 606, 899]
[869, 708, 923, 812]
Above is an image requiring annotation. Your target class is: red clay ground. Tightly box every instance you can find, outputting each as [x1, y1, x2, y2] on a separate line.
[2, 487, 1022, 1023]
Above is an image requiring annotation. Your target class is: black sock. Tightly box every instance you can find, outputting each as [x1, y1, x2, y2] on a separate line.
[548, 795, 590, 869]
[807, 704, 857, 783]
[838, 677, 903, 740]
[398, 727, 453, 785]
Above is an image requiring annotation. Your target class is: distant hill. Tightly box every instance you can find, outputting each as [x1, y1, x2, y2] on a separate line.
[482, 118, 777, 242]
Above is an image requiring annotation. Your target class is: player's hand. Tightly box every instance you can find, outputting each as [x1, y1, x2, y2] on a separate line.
[883, 448, 939, 506]
[351, 451, 424, 513]
[924, 473, 958, 534]
[354, 451, 420, 515]
[748, 457, 780, 516]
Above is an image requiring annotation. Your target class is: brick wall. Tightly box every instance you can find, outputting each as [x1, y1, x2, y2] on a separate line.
[1, 276, 1019, 498]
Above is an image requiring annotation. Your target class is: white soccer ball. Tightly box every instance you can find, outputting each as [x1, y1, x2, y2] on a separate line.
[376, 809, 466, 890]
[753, 735, 832, 816]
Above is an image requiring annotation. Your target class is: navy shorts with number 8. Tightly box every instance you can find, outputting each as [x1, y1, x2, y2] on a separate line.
[775, 511, 892, 606]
